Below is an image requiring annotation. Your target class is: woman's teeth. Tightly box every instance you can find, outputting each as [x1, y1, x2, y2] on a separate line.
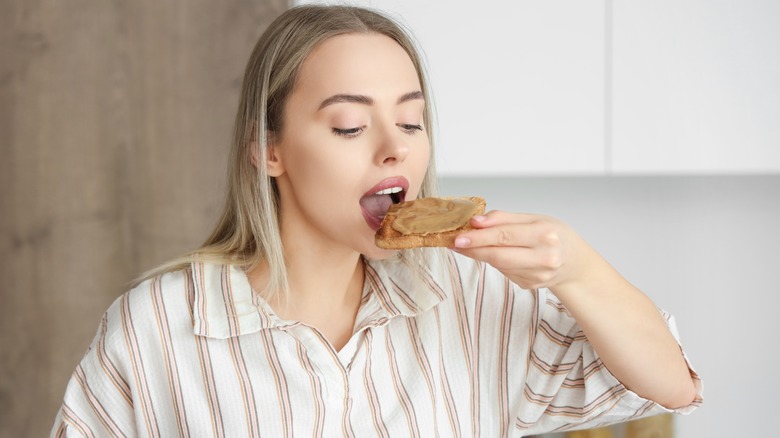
[374, 186, 403, 195]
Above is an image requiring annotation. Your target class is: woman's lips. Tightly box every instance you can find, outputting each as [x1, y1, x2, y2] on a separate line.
[360, 176, 409, 231]
[363, 176, 410, 198]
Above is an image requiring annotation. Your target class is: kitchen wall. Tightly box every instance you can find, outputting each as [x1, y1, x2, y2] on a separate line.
[440, 174, 780, 437]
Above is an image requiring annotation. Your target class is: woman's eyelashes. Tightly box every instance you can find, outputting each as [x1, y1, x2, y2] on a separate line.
[331, 124, 423, 138]
[332, 127, 364, 138]
[399, 123, 424, 134]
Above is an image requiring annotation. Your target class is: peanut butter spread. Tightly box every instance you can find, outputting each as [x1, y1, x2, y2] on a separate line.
[391, 198, 479, 235]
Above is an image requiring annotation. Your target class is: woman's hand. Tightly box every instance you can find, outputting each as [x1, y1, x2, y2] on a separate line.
[451, 210, 597, 293]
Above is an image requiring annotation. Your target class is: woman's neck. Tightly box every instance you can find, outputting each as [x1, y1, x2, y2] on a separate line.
[247, 232, 365, 351]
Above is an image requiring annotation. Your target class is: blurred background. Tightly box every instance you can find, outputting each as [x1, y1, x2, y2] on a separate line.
[1, 0, 288, 436]
[2, 0, 778, 437]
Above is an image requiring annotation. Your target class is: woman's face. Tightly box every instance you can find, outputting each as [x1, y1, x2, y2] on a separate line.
[269, 33, 430, 259]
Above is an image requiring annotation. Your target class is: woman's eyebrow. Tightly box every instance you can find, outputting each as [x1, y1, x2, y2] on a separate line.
[397, 90, 424, 104]
[318, 90, 424, 110]
[319, 94, 373, 109]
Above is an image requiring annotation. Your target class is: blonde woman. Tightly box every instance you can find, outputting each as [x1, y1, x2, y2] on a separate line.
[52, 5, 701, 437]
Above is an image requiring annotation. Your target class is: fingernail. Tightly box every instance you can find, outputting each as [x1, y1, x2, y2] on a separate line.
[472, 215, 487, 222]
[454, 237, 470, 248]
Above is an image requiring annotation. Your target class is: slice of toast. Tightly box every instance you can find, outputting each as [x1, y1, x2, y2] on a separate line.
[375, 196, 486, 249]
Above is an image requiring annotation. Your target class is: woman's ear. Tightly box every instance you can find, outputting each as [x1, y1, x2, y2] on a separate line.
[264, 138, 285, 177]
[249, 129, 285, 176]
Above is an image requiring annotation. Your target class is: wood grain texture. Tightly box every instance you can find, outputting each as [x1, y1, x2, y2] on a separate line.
[0, 0, 288, 435]
[557, 414, 674, 438]
[626, 414, 674, 438]
[566, 427, 614, 438]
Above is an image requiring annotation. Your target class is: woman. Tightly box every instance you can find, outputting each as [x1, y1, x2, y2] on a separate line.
[52, 5, 701, 437]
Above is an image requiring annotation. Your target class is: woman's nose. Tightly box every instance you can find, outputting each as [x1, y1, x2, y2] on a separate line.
[376, 126, 410, 165]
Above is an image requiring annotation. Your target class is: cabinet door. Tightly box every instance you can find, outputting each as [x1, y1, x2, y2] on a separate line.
[295, 0, 607, 176]
[611, 0, 780, 174]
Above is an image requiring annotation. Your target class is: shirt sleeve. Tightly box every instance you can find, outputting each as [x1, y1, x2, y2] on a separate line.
[518, 288, 703, 435]
[50, 297, 138, 437]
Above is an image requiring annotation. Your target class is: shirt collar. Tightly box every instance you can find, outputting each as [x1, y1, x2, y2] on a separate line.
[360, 255, 447, 320]
[190, 261, 270, 339]
[190, 255, 449, 339]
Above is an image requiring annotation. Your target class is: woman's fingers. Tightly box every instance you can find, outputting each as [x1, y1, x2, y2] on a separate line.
[454, 245, 532, 268]
[468, 210, 538, 229]
[452, 210, 573, 289]
[454, 223, 536, 249]
[456, 214, 560, 249]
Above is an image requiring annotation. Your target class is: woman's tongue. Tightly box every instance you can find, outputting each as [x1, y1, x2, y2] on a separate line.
[360, 194, 393, 223]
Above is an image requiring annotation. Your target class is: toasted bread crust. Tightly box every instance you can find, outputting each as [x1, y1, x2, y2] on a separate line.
[375, 196, 486, 249]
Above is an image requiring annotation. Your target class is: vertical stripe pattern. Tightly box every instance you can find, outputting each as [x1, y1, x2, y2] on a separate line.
[498, 277, 515, 438]
[228, 337, 260, 437]
[261, 330, 294, 435]
[185, 270, 226, 438]
[361, 329, 390, 438]
[384, 328, 420, 437]
[120, 294, 161, 438]
[150, 277, 191, 437]
[52, 255, 702, 436]
[296, 340, 325, 437]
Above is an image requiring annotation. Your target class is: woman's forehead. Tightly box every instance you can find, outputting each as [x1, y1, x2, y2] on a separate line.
[293, 33, 421, 102]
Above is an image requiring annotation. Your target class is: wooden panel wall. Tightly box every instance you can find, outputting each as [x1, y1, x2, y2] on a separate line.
[0, 0, 288, 435]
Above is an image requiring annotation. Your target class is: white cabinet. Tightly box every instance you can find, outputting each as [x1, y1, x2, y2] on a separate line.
[611, 0, 780, 174]
[294, 0, 780, 175]
[399, 0, 607, 177]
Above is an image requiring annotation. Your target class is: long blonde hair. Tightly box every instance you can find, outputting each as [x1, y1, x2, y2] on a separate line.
[137, 5, 442, 301]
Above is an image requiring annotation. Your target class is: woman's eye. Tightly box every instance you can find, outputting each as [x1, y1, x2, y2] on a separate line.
[332, 127, 363, 138]
[399, 124, 423, 135]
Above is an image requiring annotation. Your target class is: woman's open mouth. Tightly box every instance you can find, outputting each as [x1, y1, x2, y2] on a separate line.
[359, 176, 409, 231]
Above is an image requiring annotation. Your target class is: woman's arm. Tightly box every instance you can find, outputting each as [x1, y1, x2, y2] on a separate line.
[452, 210, 697, 409]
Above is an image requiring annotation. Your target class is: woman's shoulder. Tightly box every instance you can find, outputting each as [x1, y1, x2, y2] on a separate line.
[124, 267, 192, 308]
[98, 267, 195, 340]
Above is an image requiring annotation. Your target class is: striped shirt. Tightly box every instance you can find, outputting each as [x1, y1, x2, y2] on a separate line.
[51, 251, 702, 437]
